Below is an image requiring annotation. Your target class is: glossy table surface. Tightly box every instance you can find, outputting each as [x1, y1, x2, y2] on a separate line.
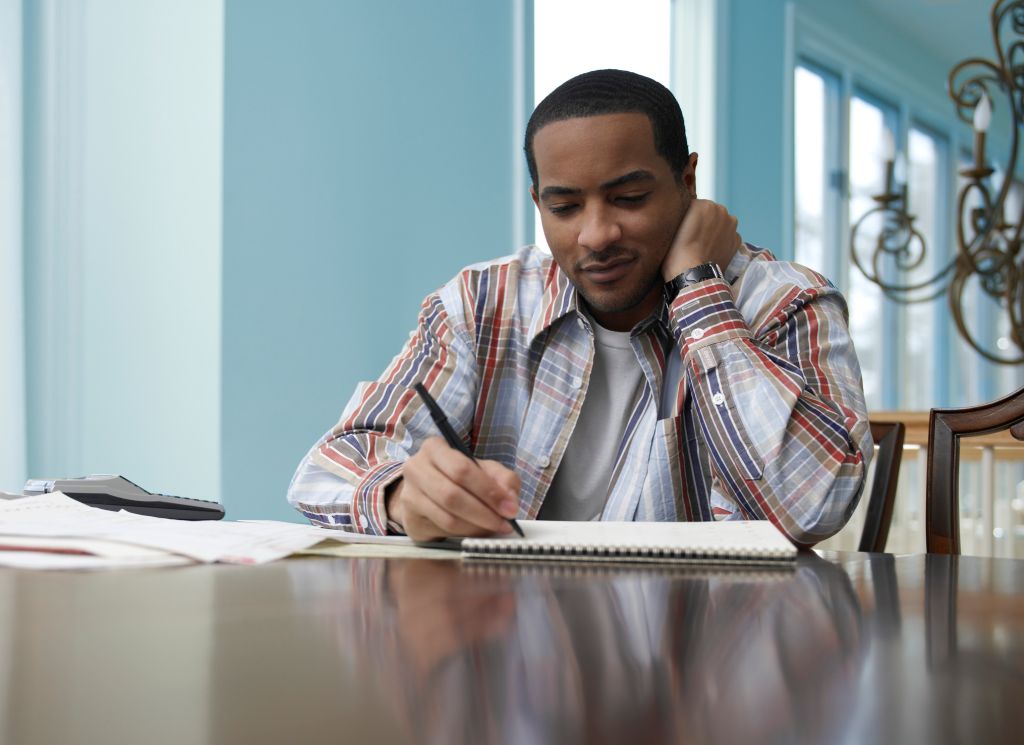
[1, 550, 1022, 745]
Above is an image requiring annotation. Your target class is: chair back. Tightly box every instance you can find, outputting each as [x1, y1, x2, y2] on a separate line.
[927, 387, 1024, 554]
[859, 421, 906, 553]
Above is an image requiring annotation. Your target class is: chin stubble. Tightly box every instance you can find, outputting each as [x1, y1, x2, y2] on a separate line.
[578, 264, 662, 315]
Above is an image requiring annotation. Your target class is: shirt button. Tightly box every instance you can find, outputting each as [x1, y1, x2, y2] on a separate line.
[691, 327, 705, 340]
[712, 392, 726, 406]
[358, 515, 370, 529]
[536, 455, 551, 468]
[572, 376, 583, 389]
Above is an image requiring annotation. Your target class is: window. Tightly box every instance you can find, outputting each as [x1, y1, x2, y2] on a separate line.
[902, 125, 949, 409]
[793, 64, 841, 280]
[846, 91, 899, 409]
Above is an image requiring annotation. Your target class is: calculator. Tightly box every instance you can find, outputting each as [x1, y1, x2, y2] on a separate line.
[23, 475, 225, 521]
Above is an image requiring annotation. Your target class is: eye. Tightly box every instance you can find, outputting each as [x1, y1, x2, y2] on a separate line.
[614, 193, 650, 206]
[547, 203, 579, 216]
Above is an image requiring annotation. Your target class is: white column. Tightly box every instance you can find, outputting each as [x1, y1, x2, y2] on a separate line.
[0, 0, 25, 492]
[672, 0, 728, 203]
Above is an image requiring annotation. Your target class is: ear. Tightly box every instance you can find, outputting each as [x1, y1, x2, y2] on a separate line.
[530, 185, 540, 209]
[682, 152, 699, 199]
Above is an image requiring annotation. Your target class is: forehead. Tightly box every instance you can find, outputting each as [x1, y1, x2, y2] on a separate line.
[532, 112, 665, 188]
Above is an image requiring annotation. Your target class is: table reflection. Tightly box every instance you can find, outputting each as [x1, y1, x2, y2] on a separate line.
[826, 552, 1024, 743]
[3, 552, 1024, 744]
[289, 557, 864, 745]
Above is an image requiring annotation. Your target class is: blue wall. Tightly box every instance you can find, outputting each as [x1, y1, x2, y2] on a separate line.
[221, 0, 528, 520]
[722, 0, 789, 257]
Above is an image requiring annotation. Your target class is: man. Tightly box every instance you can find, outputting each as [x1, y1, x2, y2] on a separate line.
[288, 69, 871, 546]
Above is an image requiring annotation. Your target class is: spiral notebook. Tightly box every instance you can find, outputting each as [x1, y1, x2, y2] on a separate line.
[459, 520, 797, 566]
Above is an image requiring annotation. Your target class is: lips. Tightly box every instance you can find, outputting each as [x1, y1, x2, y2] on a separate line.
[580, 256, 635, 284]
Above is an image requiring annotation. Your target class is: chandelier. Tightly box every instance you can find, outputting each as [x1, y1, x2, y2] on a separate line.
[849, 0, 1024, 364]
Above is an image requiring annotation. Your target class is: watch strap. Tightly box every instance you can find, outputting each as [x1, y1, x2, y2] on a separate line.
[666, 262, 724, 297]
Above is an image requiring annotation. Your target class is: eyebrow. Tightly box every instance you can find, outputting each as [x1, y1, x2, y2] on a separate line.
[601, 170, 655, 190]
[539, 169, 656, 200]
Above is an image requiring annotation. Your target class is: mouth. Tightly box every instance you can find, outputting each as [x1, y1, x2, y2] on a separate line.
[579, 256, 636, 285]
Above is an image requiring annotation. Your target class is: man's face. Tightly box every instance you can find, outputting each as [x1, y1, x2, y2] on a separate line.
[531, 112, 696, 331]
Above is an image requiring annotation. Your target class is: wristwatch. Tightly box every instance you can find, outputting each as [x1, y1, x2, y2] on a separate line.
[665, 262, 724, 299]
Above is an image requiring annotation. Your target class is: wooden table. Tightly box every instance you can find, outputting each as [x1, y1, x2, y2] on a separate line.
[0, 551, 1021, 744]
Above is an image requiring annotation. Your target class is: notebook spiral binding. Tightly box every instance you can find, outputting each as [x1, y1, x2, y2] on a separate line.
[461, 538, 794, 565]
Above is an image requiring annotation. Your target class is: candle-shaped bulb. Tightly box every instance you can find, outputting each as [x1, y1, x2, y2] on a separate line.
[893, 153, 907, 185]
[974, 92, 992, 133]
[882, 130, 896, 161]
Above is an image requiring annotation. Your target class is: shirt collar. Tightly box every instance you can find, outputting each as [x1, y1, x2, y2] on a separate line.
[526, 258, 578, 343]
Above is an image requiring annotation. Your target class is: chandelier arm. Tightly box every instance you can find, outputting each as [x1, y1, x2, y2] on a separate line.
[1002, 60, 1024, 256]
[948, 60, 1003, 128]
[948, 263, 1024, 364]
[879, 285, 950, 305]
[995, 1, 1024, 73]
[1009, 273, 1024, 349]
[849, 206, 886, 284]
[850, 204, 955, 296]
[993, 69, 1019, 237]
[870, 219, 957, 293]
[957, 182, 998, 275]
[867, 258, 957, 296]
[988, 2, 1023, 244]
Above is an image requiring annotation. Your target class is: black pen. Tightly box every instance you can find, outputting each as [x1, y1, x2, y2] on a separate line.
[413, 382, 524, 537]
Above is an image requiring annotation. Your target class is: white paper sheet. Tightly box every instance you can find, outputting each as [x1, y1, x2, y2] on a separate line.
[0, 493, 345, 565]
[0, 543, 193, 570]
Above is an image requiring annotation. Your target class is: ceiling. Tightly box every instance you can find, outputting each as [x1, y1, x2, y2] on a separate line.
[860, 0, 998, 72]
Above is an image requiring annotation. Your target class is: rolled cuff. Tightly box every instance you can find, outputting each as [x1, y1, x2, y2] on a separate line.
[350, 461, 405, 535]
[669, 278, 752, 359]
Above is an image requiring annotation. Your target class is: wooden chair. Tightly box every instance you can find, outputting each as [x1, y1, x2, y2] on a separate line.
[926, 387, 1024, 554]
[859, 421, 906, 553]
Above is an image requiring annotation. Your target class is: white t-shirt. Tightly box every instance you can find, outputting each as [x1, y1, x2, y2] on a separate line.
[538, 313, 646, 521]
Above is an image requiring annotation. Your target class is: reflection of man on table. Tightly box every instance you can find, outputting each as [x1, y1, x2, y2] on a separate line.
[292, 558, 864, 745]
[289, 69, 871, 545]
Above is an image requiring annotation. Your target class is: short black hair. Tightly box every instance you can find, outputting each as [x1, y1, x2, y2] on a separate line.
[524, 69, 689, 189]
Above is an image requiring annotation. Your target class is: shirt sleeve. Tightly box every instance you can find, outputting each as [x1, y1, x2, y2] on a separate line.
[668, 275, 873, 548]
[287, 292, 478, 535]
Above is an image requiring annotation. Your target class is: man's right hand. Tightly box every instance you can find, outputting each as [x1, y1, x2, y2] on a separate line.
[385, 437, 522, 541]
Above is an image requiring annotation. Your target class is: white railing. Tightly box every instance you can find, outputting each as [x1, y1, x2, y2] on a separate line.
[816, 412, 1024, 557]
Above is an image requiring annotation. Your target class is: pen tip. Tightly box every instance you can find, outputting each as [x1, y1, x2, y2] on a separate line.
[510, 518, 524, 537]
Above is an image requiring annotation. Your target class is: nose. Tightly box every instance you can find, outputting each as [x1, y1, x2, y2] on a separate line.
[577, 204, 622, 252]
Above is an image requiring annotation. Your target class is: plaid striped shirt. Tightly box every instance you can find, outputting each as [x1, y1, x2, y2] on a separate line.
[288, 243, 871, 547]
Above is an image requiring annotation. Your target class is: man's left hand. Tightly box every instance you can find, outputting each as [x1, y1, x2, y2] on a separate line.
[662, 199, 742, 281]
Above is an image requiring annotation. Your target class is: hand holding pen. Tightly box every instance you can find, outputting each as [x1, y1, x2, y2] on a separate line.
[414, 384, 524, 537]
[382, 383, 524, 542]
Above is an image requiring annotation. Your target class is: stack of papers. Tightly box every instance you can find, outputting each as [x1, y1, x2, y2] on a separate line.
[0, 493, 369, 570]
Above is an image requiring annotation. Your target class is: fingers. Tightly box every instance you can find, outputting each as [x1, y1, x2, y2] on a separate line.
[404, 505, 495, 542]
[396, 437, 520, 541]
[664, 199, 740, 279]
[479, 460, 522, 517]
[680, 200, 738, 247]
